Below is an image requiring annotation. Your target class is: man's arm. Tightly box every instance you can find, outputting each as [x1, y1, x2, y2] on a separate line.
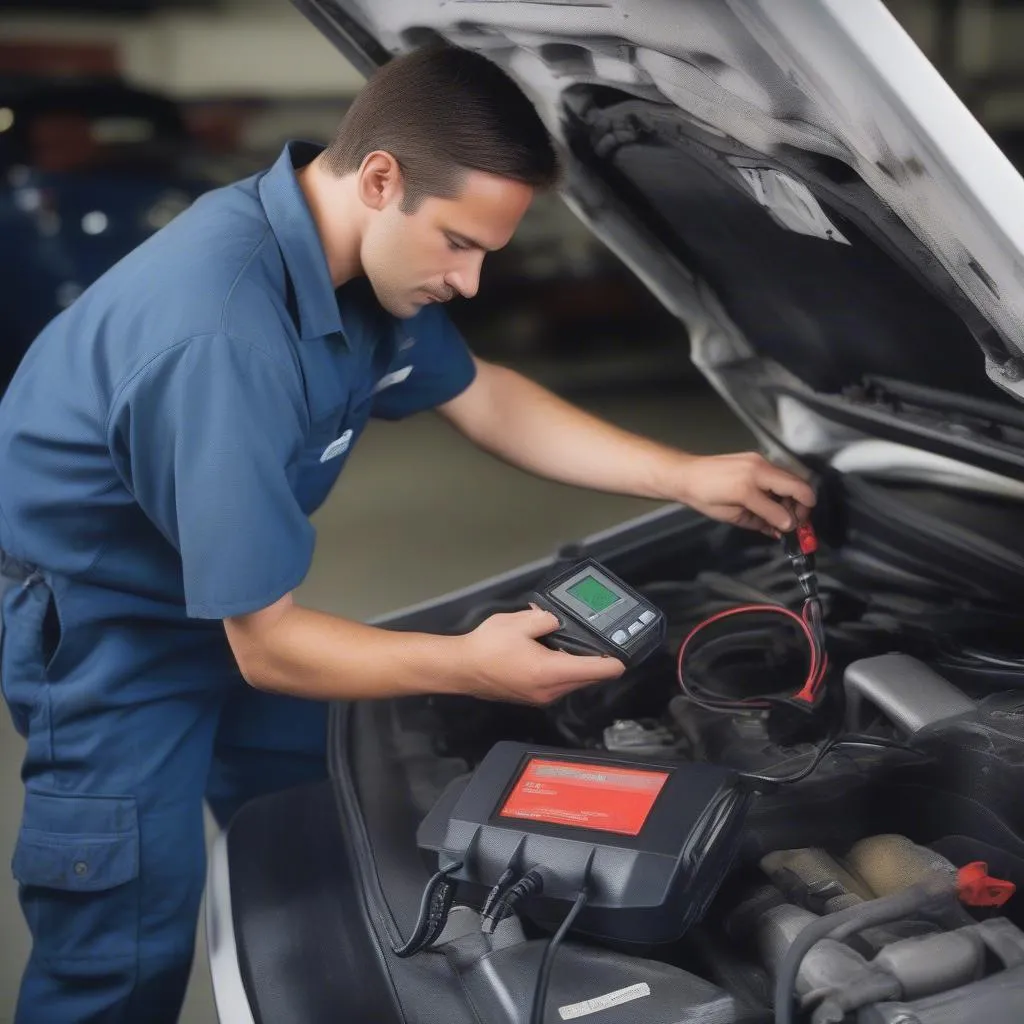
[438, 358, 815, 535]
[110, 338, 624, 705]
[224, 593, 623, 704]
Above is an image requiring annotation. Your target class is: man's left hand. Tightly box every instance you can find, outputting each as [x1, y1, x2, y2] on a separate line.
[669, 451, 815, 536]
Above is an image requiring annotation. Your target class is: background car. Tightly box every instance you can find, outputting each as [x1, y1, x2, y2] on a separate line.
[0, 76, 211, 389]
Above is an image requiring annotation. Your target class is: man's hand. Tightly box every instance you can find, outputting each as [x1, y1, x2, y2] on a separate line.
[456, 607, 625, 705]
[669, 451, 816, 536]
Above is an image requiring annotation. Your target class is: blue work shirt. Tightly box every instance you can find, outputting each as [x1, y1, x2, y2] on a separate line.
[0, 141, 476, 621]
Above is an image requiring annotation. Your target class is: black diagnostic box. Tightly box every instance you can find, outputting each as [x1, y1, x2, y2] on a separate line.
[417, 742, 751, 944]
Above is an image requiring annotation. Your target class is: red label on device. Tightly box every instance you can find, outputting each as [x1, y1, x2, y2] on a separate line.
[499, 758, 669, 837]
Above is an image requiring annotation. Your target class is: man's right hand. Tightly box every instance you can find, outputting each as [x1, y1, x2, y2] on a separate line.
[455, 607, 625, 705]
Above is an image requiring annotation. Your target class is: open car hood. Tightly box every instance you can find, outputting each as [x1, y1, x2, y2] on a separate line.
[294, 0, 1024, 485]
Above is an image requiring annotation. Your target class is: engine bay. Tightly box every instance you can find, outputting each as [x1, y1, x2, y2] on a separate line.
[374, 478, 1024, 1023]
[428, 504, 1022, 774]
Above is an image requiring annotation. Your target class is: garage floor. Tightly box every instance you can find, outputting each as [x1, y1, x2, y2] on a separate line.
[0, 381, 751, 1022]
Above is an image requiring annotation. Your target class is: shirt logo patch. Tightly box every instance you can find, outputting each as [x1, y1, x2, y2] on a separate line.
[320, 429, 353, 463]
[372, 364, 414, 394]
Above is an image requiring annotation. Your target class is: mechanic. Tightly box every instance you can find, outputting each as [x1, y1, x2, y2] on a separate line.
[0, 44, 814, 1023]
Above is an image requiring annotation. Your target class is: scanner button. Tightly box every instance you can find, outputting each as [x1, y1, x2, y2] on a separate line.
[628, 621, 644, 636]
[638, 609, 656, 624]
[611, 629, 629, 645]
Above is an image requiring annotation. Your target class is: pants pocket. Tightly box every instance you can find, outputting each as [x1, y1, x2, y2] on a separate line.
[1, 571, 68, 739]
[0, 572, 17, 726]
[1, 573, 47, 737]
[12, 790, 141, 969]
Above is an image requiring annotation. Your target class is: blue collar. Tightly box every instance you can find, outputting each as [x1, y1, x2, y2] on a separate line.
[258, 141, 345, 342]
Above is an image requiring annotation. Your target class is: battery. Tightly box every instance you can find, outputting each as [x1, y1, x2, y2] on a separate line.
[417, 741, 752, 944]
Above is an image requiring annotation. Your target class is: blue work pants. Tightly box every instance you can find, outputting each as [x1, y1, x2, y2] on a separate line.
[1, 568, 327, 1023]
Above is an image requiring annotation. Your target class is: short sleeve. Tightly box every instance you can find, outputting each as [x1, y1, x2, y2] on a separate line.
[106, 334, 315, 619]
[370, 304, 477, 420]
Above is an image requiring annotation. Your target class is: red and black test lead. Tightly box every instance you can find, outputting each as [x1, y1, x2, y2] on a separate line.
[676, 520, 828, 711]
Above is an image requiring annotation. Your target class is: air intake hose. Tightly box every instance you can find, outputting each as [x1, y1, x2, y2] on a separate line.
[774, 876, 959, 1024]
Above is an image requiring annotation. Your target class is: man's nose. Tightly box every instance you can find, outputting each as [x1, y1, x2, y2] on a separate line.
[446, 256, 483, 300]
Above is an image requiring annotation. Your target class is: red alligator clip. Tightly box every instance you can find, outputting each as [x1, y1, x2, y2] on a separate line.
[796, 521, 818, 556]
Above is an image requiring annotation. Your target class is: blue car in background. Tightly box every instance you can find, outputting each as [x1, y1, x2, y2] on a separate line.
[0, 77, 212, 390]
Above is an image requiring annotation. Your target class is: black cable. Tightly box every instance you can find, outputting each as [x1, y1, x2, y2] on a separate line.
[480, 867, 517, 920]
[529, 887, 590, 1024]
[738, 735, 926, 788]
[773, 877, 957, 1024]
[390, 861, 462, 958]
[738, 736, 838, 787]
[482, 869, 544, 934]
[839, 734, 924, 756]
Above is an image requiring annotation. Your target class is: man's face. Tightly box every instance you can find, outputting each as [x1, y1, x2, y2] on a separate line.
[360, 168, 534, 319]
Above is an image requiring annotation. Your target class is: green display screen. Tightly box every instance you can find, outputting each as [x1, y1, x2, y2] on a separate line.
[567, 575, 619, 613]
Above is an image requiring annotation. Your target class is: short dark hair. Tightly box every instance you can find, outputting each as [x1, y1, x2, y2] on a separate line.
[321, 43, 560, 211]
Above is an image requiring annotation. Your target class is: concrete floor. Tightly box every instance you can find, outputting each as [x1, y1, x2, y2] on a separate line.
[0, 381, 751, 1022]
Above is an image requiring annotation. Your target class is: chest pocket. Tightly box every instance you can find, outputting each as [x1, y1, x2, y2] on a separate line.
[281, 263, 398, 515]
[293, 328, 394, 515]
[294, 403, 371, 516]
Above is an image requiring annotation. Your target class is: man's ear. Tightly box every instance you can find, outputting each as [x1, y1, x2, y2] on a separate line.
[357, 151, 404, 211]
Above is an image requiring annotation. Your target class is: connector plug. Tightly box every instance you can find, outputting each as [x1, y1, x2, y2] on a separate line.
[782, 521, 819, 599]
